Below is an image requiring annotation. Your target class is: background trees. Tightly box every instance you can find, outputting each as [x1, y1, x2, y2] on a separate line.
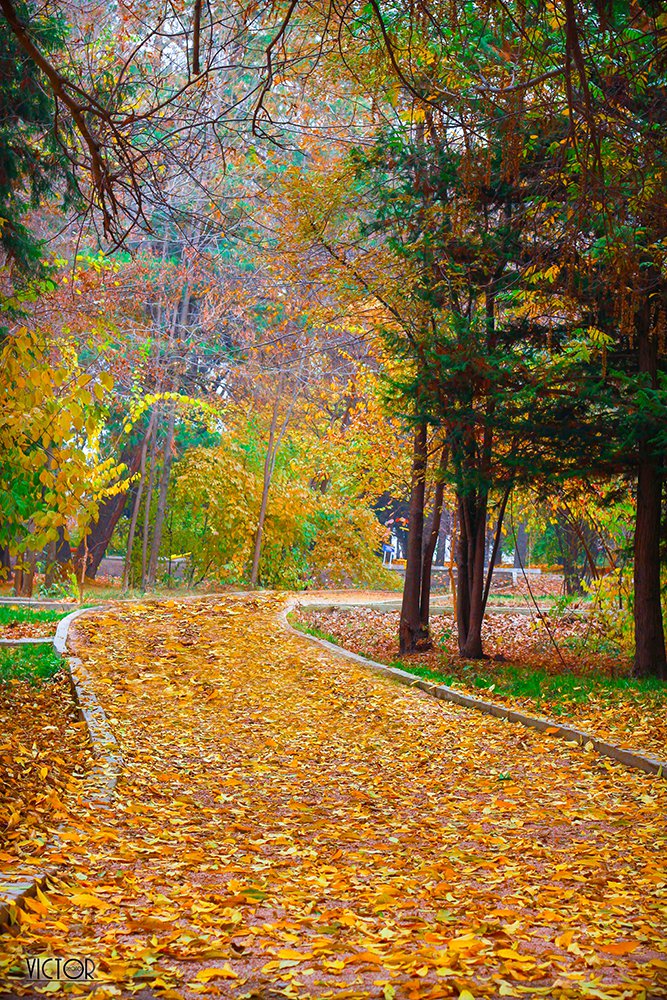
[0, 0, 664, 676]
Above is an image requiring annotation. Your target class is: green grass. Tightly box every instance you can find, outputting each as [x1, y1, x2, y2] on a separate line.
[0, 644, 62, 685]
[387, 657, 666, 711]
[0, 605, 69, 626]
[288, 616, 340, 646]
[290, 614, 665, 712]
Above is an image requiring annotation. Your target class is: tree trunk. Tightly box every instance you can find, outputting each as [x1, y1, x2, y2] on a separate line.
[148, 403, 177, 588]
[13, 549, 37, 597]
[43, 539, 57, 590]
[633, 301, 666, 678]
[250, 369, 299, 588]
[0, 545, 13, 582]
[399, 423, 428, 654]
[141, 412, 161, 589]
[456, 489, 488, 659]
[447, 509, 458, 617]
[73, 442, 144, 579]
[250, 395, 281, 588]
[419, 445, 447, 631]
[55, 526, 72, 579]
[482, 487, 511, 610]
[123, 410, 156, 590]
[513, 521, 528, 569]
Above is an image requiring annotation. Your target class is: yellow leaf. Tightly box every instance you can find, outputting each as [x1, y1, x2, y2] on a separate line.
[600, 940, 639, 955]
[193, 965, 238, 981]
[69, 892, 111, 911]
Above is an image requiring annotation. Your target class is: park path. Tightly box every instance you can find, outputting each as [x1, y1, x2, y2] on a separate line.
[2, 594, 666, 999]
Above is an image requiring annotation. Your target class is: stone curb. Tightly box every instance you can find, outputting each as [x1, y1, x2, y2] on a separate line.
[283, 604, 666, 782]
[54, 608, 123, 806]
[0, 637, 54, 646]
[0, 605, 122, 931]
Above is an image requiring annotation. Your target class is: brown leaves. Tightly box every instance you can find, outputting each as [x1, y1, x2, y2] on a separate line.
[0, 673, 93, 880]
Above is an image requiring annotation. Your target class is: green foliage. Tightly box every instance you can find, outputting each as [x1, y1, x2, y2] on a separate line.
[0, 2, 77, 280]
[0, 327, 127, 560]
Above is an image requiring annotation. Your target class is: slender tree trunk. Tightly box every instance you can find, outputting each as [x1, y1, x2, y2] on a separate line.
[250, 395, 281, 589]
[148, 403, 177, 588]
[141, 411, 161, 589]
[43, 539, 57, 590]
[633, 301, 666, 678]
[0, 545, 12, 583]
[399, 423, 428, 654]
[419, 445, 448, 631]
[448, 509, 458, 619]
[123, 410, 156, 590]
[14, 549, 37, 597]
[482, 486, 511, 611]
[250, 365, 301, 588]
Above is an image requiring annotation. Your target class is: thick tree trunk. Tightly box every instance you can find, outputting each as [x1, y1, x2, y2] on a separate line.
[73, 443, 143, 579]
[634, 452, 666, 678]
[399, 424, 428, 654]
[0, 545, 13, 582]
[456, 490, 488, 659]
[43, 539, 57, 590]
[513, 521, 527, 569]
[148, 404, 177, 588]
[633, 302, 666, 678]
[419, 445, 447, 631]
[55, 526, 72, 577]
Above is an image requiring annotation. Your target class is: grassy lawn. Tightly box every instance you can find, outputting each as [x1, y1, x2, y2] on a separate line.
[0, 605, 69, 626]
[0, 644, 62, 684]
[384, 656, 667, 716]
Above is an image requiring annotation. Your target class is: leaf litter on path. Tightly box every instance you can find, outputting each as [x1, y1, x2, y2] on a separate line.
[294, 606, 667, 761]
[1, 594, 665, 999]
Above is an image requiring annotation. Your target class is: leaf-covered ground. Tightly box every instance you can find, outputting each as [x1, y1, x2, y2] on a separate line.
[1, 595, 666, 999]
[0, 670, 94, 882]
[293, 607, 667, 762]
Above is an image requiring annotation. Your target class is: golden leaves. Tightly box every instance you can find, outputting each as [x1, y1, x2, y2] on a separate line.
[2, 595, 666, 1000]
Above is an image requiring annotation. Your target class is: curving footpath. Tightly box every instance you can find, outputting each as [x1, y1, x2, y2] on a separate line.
[1, 594, 666, 999]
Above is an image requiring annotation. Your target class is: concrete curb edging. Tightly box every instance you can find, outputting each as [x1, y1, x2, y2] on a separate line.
[0, 605, 122, 931]
[283, 604, 667, 782]
[54, 608, 123, 806]
[0, 637, 55, 646]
